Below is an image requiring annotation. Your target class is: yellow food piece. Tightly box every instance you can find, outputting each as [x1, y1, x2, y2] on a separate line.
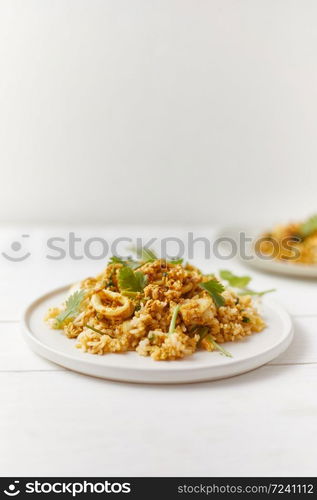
[90, 289, 133, 319]
[257, 221, 317, 264]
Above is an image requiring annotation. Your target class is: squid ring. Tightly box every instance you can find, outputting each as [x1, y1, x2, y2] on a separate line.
[91, 290, 133, 319]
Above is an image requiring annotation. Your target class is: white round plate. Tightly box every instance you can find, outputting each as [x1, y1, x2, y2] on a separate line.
[22, 285, 293, 384]
[217, 226, 317, 278]
[245, 230, 317, 278]
[246, 253, 317, 278]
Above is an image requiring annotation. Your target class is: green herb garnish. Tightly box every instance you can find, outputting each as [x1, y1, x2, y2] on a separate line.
[242, 316, 250, 323]
[85, 323, 115, 338]
[141, 247, 157, 262]
[54, 290, 86, 328]
[109, 256, 139, 269]
[118, 266, 148, 294]
[197, 326, 209, 342]
[109, 256, 126, 265]
[169, 258, 184, 265]
[299, 215, 317, 238]
[128, 246, 184, 266]
[199, 280, 225, 307]
[195, 326, 232, 357]
[168, 304, 181, 334]
[220, 269, 275, 297]
[220, 270, 251, 289]
[105, 277, 114, 288]
[129, 245, 158, 263]
[207, 336, 232, 357]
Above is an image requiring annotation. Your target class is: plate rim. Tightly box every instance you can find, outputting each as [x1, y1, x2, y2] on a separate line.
[21, 284, 294, 383]
[248, 229, 317, 277]
[215, 226, 317, 277]
[248, 244, 317, 278]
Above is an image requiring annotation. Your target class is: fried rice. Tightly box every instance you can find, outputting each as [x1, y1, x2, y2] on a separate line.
[256, 216, 317, 265]
[45, 258, 266, 361]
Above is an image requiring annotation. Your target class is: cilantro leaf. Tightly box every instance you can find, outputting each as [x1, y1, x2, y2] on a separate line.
[219, 269, 275, 297]
[118, 266, 148, 294]
[55, 290, 86, 328]
[199, 279, 225, 307]
[219, 270, 251, 289]
[168, 304, 181, 334]
[299, 215, 317, 238]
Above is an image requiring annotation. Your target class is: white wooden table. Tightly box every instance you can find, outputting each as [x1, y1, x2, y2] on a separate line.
[1, 226, 316, 477]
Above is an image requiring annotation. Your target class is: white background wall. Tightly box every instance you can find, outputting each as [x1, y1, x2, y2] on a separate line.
[1, 0, 316, 226]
